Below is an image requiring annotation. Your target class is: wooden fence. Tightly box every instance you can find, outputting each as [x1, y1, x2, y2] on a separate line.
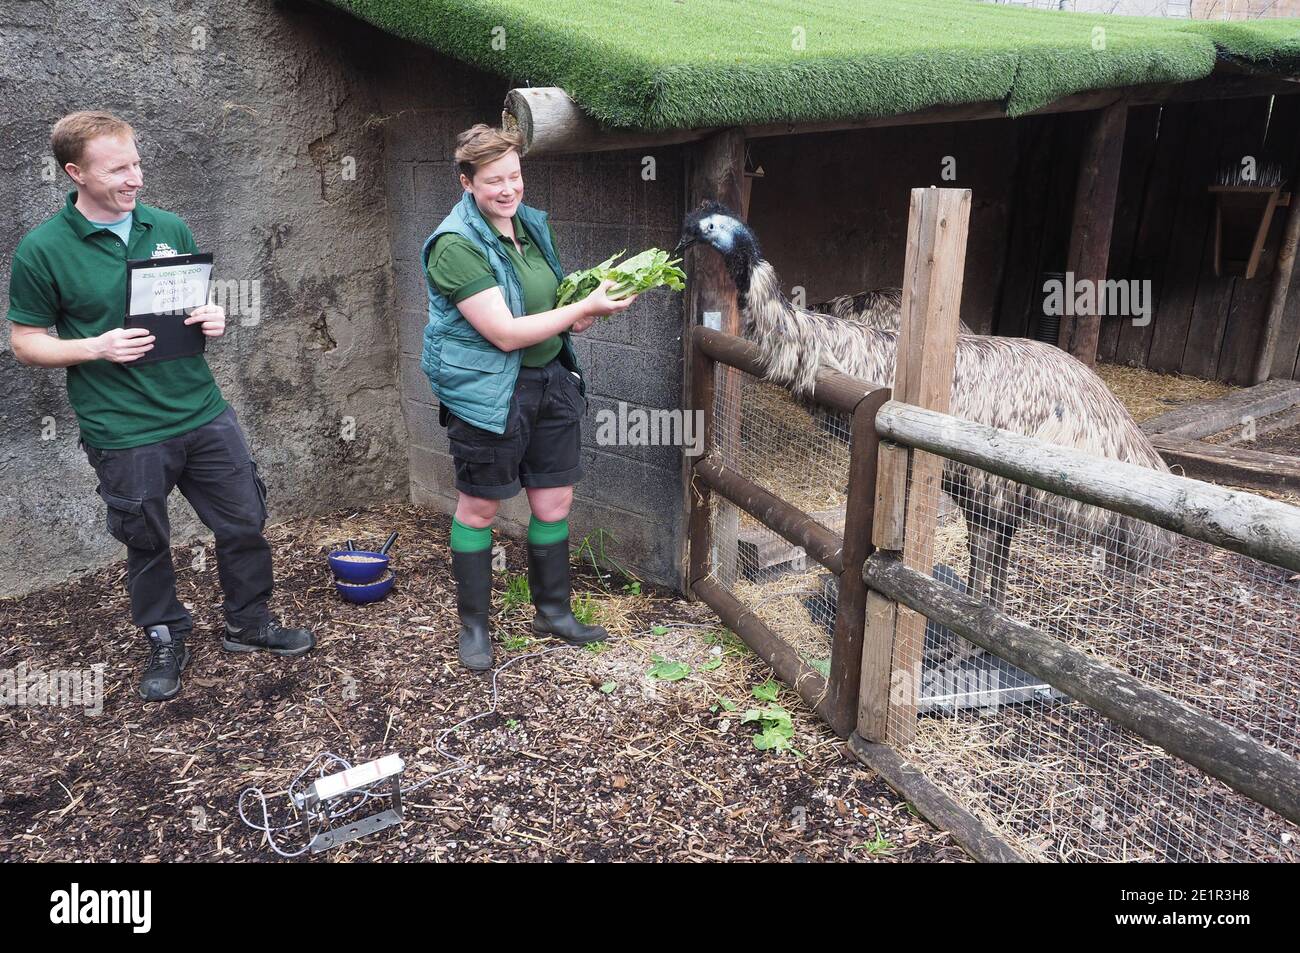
[684, 186, 1300, 861]
[685, 326, 889, 737]
[855, 402, 1300, 861]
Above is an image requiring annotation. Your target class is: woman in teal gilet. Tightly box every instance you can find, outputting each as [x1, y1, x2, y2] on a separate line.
[421, 124, 637, 671]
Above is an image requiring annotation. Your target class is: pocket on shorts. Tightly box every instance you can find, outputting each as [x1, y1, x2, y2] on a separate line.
[561, 369, 588, 417]
[97, 488, 157, 549]
[449, 440, 496, 465]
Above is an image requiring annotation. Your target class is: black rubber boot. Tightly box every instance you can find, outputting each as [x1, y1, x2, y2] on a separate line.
[527, 540, 608, 645]
[223, 618, 315, 656]
[140, 625, 191, 703]
[452, 547, 494, 671]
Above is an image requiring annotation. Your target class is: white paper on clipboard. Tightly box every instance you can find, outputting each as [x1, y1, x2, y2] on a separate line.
[128, 260, 213, 317]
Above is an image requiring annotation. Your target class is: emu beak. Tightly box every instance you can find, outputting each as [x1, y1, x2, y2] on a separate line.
[672, 237, 693, 257]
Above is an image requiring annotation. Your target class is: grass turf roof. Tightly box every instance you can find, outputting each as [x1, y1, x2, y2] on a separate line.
[326, 0, 1300, 129]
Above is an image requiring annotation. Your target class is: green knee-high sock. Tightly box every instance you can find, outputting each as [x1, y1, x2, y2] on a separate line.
[527, 515, 569, 547]
[451, 517, 493, 553]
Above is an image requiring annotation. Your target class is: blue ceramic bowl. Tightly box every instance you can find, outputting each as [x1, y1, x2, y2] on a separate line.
[328, 549, 390, 584]
[335, 569, 396, 604]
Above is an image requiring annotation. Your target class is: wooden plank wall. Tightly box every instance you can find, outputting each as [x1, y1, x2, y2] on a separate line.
[997, 94, 1300, 382]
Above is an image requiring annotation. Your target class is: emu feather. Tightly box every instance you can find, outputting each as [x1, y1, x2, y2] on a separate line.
[812, 287, 973, 335]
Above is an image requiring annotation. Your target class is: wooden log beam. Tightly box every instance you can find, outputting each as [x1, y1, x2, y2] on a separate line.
[504, 74, 1300, 157]
[680, 129, 747, 595]
[693, 458, 847, 575]
[825, 385, 892, 737]
[504, 87, 708, 156]
[1139, 379, 1300, 439]
[1061, 103, 1127, 366]
[1254, 199, 1300, 383]
[1149, 433, 1300, 493]
[875, 400, 1300, 572]
[1224, 403, 1300, 447]
[846, 734, 1026, 863]
[691, 575, 833, 725]
[863, 553, 1300, 827]
[694, 325, 884, 413]
[886, 187, 971, 747]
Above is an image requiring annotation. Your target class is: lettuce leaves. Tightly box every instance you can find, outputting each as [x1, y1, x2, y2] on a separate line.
[555, 247, 687, 314]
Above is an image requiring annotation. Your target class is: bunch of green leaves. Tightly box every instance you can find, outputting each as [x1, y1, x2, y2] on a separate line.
[647, 655, 690, 681]
[741, 679, 796, 752]
[741, 704, 795, 752]
[556, 247, 686, 312]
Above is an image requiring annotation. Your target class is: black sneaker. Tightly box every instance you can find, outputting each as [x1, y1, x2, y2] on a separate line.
[222, 618, 315, 656]
[140, 625, 191, 703]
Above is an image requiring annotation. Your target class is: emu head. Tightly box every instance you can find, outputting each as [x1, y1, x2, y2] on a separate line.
[672, 199, 759, 260]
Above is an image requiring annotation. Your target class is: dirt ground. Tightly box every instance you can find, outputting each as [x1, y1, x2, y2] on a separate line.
[0, 504, 964, 863]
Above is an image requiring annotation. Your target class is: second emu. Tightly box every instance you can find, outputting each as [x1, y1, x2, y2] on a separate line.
[674, 200, 1174, 610]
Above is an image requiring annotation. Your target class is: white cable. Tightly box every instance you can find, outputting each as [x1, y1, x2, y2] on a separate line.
[237, 620, 727, 855]
[237, 642, 578, 854]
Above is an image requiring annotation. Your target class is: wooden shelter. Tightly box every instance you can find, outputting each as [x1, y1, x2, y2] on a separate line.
[506, 71, 1300, 384]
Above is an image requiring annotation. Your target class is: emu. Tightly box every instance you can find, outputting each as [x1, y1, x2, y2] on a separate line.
[811, 287, 974, 336]
[674, 200, 1174, 612]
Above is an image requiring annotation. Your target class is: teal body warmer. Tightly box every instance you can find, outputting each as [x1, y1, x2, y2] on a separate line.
[420, 191, 586, 434]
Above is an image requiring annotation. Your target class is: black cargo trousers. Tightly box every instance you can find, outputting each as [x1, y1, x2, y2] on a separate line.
[80, 405, 273, 635]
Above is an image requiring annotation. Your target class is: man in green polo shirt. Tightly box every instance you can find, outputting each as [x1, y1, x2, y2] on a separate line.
[6, 110, 314, 703]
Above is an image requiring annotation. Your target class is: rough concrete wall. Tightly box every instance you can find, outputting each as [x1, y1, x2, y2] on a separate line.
[0, 0, 407, 597]
[376, 42, 687, 586]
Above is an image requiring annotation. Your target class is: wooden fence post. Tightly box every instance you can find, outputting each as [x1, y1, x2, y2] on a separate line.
[883, 187, 971, 747]
[1061, 102, 1127, 366]
[681, 128, 747, 595]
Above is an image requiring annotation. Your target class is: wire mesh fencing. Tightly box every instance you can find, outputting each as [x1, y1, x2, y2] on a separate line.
[888, 457, 1300, 861]
[705, 364, 857, 681]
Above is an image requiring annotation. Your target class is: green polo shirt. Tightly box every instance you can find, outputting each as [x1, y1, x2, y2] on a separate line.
[426, 213, 564, 367]
[7, 192, 226, 449]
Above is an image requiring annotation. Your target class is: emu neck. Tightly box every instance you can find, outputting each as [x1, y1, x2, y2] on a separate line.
[722, 248, 755, 300]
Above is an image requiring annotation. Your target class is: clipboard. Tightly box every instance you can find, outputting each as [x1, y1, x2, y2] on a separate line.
[124, 253, 214, 365]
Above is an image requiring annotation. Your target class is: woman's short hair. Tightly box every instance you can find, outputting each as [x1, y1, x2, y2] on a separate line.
[52, 111, 136, 170]
[454, 123, 525, 181]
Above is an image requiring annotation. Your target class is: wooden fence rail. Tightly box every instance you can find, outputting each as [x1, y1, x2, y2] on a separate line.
[686, 325, 889, 737]
[875, 400, 1300, 572]
[854, 397, 1300, 860]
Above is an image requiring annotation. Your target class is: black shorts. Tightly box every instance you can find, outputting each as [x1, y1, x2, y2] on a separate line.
[444, 358, 586, 500]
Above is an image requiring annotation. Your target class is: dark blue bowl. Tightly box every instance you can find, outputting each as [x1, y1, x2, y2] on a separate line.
[328, 549, 390, 584]
[335, 569, 396, 604]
